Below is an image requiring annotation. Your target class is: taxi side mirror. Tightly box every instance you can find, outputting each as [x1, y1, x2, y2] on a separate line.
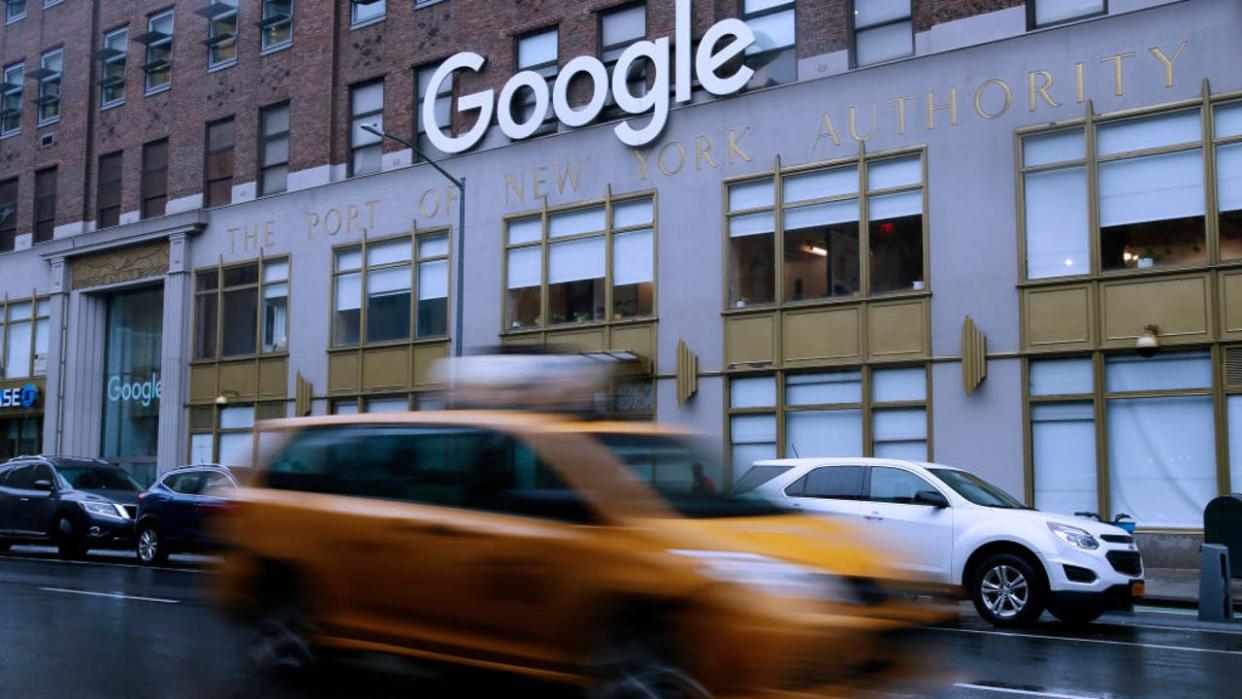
[914, 490, 949, 509]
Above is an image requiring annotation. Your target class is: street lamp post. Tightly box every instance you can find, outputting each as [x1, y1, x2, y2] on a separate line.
[361, 123, 467, 357]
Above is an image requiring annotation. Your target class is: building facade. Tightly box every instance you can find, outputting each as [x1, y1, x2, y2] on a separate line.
[0, 0, 1236, 557]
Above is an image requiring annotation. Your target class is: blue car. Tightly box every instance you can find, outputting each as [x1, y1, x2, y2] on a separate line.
[134, 465, 238, 565]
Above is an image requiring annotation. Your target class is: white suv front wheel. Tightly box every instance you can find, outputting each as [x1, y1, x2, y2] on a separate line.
[970, 552, 1047, 627]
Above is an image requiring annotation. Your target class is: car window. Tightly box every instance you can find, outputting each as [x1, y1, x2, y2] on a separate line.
[730, 465, 793, 495]
[30, 465, 54, 487]
[162, 473, 187, 493]
[869, 467, 936, 504]
[203, 472, 236, 493]
[173, 473, 209, 495]
[788, 466, 866, 499]
[57, 467, 142, 491]
[5, 465, 34, 489]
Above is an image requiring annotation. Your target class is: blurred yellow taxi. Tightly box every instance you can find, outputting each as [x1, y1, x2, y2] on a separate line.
[213, 355, 944, 697]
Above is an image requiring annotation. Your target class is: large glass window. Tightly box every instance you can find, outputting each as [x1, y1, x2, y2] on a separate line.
[0, 177, 16, 252]
[2, 299, 50, 379]
[101, 286, 164, 486]
[97, 151, 123, 229]
[515, 28, 558, 137]
[143, 10, 174, 94]
[741, 0, 795, 88]
[33, 167, 56, 244]
[351, 0, 385, 26]
[205, 0, 239, 69]
[1030, 0, 1106, 28]
[334, 233, 449, 347]
[350, 80, 384, 177]
[261, 0, 293, 51]
[259, 102, 290, 196]
[2, 62, 24, 137]
[727, 154, 924, 307]
[1215, 102, 1242, 260]
[728, 365, 929, 481]
[189, 403, 285, 468]
[36, 49, 62, 125]
[1229, 394, 1242, 494]
[193, 259, 289, 360]
[415, 64, 452, 161]
[99, 28, 128, 107]
[852, 0, 912, 68]
[505, 195, 654, 330]
[141, 139, 168, 219]
[204, 118, 234, 208]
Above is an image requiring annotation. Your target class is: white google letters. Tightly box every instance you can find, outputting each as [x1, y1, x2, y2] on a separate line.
[107, 373, 162, 407]
[421, 0, 756, 153]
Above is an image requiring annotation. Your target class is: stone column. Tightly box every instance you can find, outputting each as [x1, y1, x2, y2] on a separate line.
[41, 257, 68, 455]
[155, 233, 191, 474]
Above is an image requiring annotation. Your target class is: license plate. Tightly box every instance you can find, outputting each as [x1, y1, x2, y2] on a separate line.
[1131, 581, 1146, 598]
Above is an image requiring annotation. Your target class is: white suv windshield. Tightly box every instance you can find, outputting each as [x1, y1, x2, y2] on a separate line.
[929, 468, 1027, 509]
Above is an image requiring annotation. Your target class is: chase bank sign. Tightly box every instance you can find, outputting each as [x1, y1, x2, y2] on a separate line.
[421, 0, 756, 152]
[0, 383, 39, 410]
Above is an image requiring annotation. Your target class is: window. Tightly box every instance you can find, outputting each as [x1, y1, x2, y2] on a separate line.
[350, 80, 384, 177]
[415, 64, 452, 161]
[600, 3, 647, 117]
[261, 0, 293, 51]
[33, 167, 55, 244]
[741, 0, 795, 88]
[729, 365, 929, 476]
[787, 465, 866, 499]
[5, 0, 25, 23]
[2, 299, 49, 379]
[514, 28, 558, 137]
[204, 118, 234, 208]
[505, 195, 654, 330]
[1027, 351, 1219, 528]
[189, 403, 285, 468]
[96, 151, 123, 229]
[1030, 0, 1106, 28]
[1214, 102, 1242, 260]
[193, 259, 290, 360]
[36, 49, 62, 125]
[851, 0, 913, 68]
[204, 0, 239, 69]
[351, 0, 384, 27]
[142, 10, 174, 94]
[333, 232, 450, 347]
[330, 396, 412, 414]
[259, 102, 290, 196]
[2, 62, 24, 137]
[727, 153, 924, 307]
[1021, 129, 1089, 278]
[99, 28, 128, 107]
[141, 139, 168, 219]
[869, 466, 934, 504]
[0, 178, 15, 252]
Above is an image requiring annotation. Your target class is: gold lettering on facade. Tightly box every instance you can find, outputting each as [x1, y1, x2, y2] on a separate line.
[305, 212, 318, 240]
[504, 164, 581, 201]
[974, 79, 1013, 119]
[532, 166, 549, 199]
[888, 95, 915, 135]
[264, 220, 275, 249]
[1100, 51, 1136, 97]
[227, 221, 277, 254]
[444, 187, 458, 216]
[695, 135, 719, 170]
[324, 209, 344, 236]
[632, 150, 650, 180]
[658, 141, 687, 176]
[926, 88, 959, 129]
[505, 174, 525, 203]
[810, 113, 842, 152]
[1076, 61, 1086, 103]
[420, 188, 442, 218]
[1028, 70, 1060, 112]
[848, 103, 878, 142]
[347, 204, 361, 235]
[553, 162, 581, 192]
[1149, 41, 1187, 88]
[728, 128, 752, 164]
[366, 199, 381, 229]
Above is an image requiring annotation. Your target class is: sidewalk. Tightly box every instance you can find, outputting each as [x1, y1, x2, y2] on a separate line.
[1144, 567, 1242, 608]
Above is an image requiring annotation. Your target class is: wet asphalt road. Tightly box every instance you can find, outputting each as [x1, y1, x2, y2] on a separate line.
[1, 547, 1239, 699]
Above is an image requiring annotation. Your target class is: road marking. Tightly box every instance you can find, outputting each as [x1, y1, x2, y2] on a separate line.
[931, 626, 1242, 656]
[954, 682, 1110, 699]
[40, 587, 181, 604]
[1104, 620, 1242, 636]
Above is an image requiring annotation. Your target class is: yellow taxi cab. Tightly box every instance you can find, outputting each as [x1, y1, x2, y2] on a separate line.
[212, 357, 945, 697]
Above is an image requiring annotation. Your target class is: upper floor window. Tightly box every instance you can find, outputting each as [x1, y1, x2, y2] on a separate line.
[194, 259, 290, 360]
[851, 0, 913, 67]
[333, 232, 450, 347]
[1030, 0, 1106, 28]
[415, 64, 451, 161]
[259, 102, 290, 196]
[204, 0, 239, 69]
[99, 28, 128, 108]
[261, 0, 293, 52]
[141, 139, 168, 219]
[141, 10, 174, 94]
[33, 167, 56, 244]
[5, 0, 26, 23]
[0, 177, 16, 252]
[349, 80, 384, 177]
[351, 0, 385, 27]
[726, 153, 924, 308]
[741, 0, 796, 88]
[204, 118, 235, 208]
[505, 195, 655, 330]
[1, 298, 50, 379]
[600, 3, 647, 116]
[514, 28, 558, 138]
[2, 62, 24, 137]
[35, 49, 62, 126]
[96, 151, 123, 229]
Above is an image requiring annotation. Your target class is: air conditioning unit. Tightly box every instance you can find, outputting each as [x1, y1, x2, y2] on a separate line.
[39, 132, 55, 148]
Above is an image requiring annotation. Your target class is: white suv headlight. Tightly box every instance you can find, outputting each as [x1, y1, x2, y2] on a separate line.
[670, 549, 854, 602]
[80, 501, 127, 520]
[1048, 522, 1099, 550]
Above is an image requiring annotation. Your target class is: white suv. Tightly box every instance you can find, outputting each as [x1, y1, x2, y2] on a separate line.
[739, 458, 1145, 627]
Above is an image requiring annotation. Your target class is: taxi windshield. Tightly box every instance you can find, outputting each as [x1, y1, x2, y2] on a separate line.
[593, 433, 787, 519]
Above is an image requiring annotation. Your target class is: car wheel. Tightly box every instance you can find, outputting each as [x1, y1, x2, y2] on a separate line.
[248, 594, 316, 677]
[1049, 606, 1105, 626]
[970, 553, 1046, 627]
[56, 519, 87, 559]
[588, 629, 710, 699]
[136, 524, 168, 566]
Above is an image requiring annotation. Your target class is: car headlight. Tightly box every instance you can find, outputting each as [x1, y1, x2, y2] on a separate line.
[671, 549, 854, 603]
[1048, 522, 1099, 550]
[80, 501, 127, 520]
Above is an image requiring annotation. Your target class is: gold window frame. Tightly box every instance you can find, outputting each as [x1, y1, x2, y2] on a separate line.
[188, 401, 286, 465]
[0, 294, 50, 381]
[191, 254, 291, 363]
